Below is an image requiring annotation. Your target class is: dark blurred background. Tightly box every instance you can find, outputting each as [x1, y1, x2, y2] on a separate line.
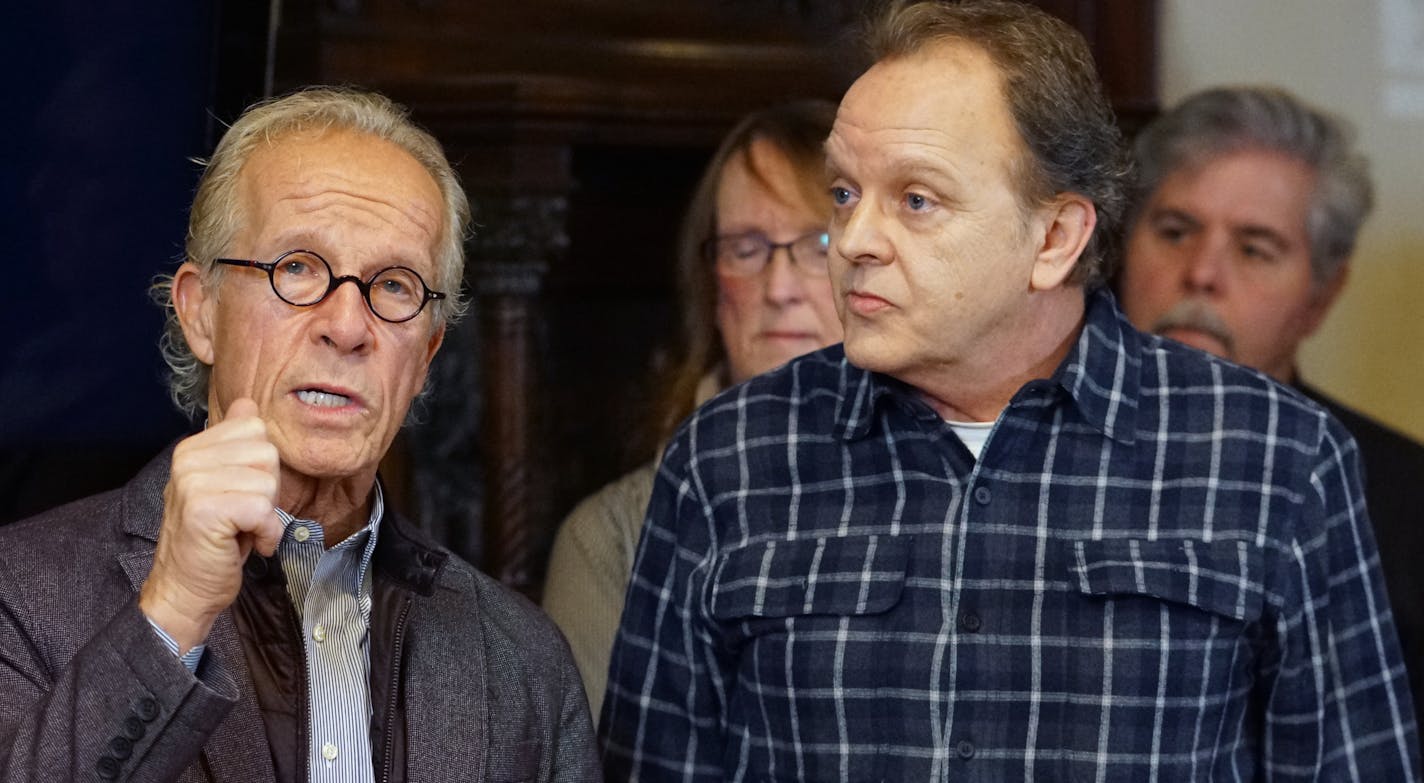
[0, 0, 1156, 598]
[0, 2, 253, 522]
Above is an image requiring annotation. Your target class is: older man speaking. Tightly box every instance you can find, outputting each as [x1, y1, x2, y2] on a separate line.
[0, 87, 596, 782]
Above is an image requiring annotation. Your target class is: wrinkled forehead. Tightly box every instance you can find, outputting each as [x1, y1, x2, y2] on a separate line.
[233, 129, 446, 257]
[1153, 150, 1316, 228]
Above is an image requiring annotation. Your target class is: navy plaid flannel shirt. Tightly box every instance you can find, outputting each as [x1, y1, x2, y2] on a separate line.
[600, 289, 1420, 781]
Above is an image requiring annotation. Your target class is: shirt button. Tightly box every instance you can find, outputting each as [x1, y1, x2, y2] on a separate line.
[960, 611, 981, 632]
[957, 739, 976, 759]
[312, 624, 328, 643]
[293, 525, 311, 543]
[322, 742, 339, 762]
[973, 486, 992, 505]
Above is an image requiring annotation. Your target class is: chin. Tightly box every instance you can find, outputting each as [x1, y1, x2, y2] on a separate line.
[282, 439, 381, 482]
[842, 335, 901, 376]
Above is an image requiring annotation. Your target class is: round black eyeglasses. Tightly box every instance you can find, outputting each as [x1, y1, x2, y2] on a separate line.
[216, 250, 446, 324]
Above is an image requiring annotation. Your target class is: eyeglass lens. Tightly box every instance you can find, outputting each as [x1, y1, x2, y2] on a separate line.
[271, 251, 429, 322]
[713, 232, 830, 277]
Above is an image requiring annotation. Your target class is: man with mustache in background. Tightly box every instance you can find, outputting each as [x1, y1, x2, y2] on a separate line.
[1118, 85, 1424, 730]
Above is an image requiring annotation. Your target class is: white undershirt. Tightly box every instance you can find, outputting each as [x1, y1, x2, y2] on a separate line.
[948, 419, 996, 459]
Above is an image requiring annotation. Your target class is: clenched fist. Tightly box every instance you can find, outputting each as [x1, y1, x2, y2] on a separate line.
[138, 398, 283, 654]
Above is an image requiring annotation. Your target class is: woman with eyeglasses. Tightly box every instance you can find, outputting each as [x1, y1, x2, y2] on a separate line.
[542, 101, 843, 721]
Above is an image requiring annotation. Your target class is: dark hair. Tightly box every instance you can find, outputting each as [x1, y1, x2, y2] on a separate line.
[652, 100, 837, 444]
[1130, 86, 1373, 281]
[867, 0, 1131, 287]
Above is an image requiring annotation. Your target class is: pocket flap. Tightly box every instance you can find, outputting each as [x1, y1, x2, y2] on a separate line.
[711, 533, 910, 621]
[1070, 538, 1265, 623]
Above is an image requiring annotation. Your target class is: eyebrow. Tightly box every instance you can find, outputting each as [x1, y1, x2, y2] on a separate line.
[1147, 207, 1201, 230]
[1150, 207, 1292, 251]
[823, 153, 961, 192]
[823, 146, 850, 183]
[1234, 225, 1291, 252]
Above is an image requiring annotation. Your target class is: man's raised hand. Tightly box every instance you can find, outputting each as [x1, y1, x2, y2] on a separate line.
[138, 398, 282, 654]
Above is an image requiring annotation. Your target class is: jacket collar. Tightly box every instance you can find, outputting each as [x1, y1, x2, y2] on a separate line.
[118, 445, 171, 543]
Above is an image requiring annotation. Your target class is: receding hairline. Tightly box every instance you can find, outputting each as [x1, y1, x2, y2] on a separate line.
[224, 125, 449, 263]
[826, 39, 1041, 201]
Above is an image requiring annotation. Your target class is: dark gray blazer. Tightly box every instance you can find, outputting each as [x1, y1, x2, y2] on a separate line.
[1299, 382, 1424, 732]
[0, 448, 599, 782]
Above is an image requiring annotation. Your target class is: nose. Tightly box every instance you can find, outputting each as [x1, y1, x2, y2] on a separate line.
[832, 201, 892, 267]
[313, 277, 374, 353]
[762, 246, 807, 305]
[1181, 237, 1229, 294]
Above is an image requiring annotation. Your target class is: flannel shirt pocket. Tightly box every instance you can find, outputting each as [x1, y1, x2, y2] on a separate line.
[709, 533, 911, 620]
[1069, 538, 1265, 623]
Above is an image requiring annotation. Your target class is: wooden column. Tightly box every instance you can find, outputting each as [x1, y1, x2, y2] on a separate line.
[471, 193, 568, 596]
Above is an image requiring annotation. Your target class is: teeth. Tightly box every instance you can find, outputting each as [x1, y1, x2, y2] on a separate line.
[296, 390, 351, 407]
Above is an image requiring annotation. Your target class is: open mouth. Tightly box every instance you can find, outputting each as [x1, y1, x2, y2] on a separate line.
[296, 389, 353, 408]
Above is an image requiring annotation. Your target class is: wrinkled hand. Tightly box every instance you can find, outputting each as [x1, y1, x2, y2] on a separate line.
[139, 398, 282, 654]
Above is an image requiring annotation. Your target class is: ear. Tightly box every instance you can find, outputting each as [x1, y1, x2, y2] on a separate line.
[173, 262, 217, 365]
[1029, 193, 1096, 292]
[422, 322, 446, 369]
[1300, 262, 1349, 338]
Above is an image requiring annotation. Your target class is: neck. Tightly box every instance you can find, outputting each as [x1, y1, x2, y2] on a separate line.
[911, 288, 1085, 422]
[277, 466, 377, 546]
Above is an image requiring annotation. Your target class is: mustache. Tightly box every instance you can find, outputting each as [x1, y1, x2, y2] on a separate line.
[1150, 299, 1235, 356]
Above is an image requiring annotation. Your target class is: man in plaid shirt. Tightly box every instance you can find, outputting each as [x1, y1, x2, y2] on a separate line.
[600, 1, 1420, 780]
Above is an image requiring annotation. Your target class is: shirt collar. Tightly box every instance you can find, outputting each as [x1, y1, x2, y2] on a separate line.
[1047, 287, 1141, 445]
[274, 480, 386, 553]
[835, 287, 1140, 445]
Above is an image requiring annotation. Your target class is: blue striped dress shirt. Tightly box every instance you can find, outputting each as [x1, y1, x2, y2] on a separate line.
[274, 487, 383, 783]
[600, 289, 1420, 781]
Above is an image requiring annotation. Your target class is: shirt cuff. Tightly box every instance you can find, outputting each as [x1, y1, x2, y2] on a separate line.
[145, 615, 206, 673]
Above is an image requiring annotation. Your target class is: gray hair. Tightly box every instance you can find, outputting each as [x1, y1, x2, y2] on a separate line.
[866, 0, 1132, 289]
[154, 86, 470, 417]
[1130, 86, 1373, 282]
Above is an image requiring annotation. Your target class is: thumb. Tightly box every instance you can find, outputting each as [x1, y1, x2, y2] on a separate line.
[250, 508, 285, 558]
[226, 397, 261, 421]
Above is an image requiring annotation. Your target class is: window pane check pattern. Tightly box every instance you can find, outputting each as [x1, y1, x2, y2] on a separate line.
[275, 486, 384, 783]
[600, 289, 1420, 781]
